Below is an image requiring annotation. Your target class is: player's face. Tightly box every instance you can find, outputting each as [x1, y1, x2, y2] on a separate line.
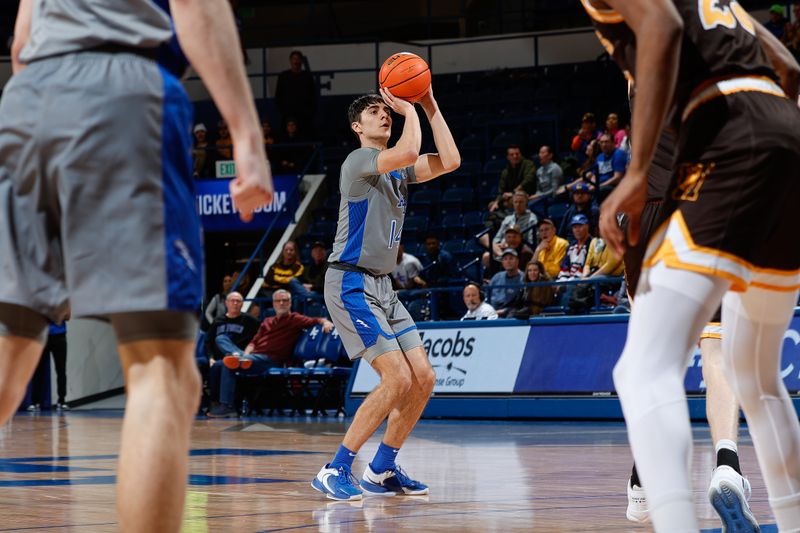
[463, 285, 481, 311]
[572, 223, 589, 241]
[357, 104, 392, 142]
[506, 148, 522, 166]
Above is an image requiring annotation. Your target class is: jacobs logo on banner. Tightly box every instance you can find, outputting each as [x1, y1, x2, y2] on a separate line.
[194, 175, 299, 232]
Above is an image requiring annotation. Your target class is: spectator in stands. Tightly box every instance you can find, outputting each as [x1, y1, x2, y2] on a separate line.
[593, 132, 627, 192]
[192, 123, 213, 178]
[527, 145, 564, 204]
[487, 249, 525, 316]
[215, 119, 233, 161]
[247, 303, 262, 320]
[488, 145, 536, 212]
[519, 260, 556, 317]
[583, 237, 624, 280]
[277, 118, 310, 174]
[260, 240, 314, 301]
[571, 112, 601, 165]
[484, 224, 534, 277]
[554, 214, 594, 310]
[204, 274, 234, 329]
[559, 181, 600, 241]
[480, 190, 537, 260]
[765, 4, 787, 39]
[205, 292, 260, 362]
[207, 289, 333, 417]
[262, 119, 276, 163]
[419, 233, 457, 287]
[619, 123, 631, 154]
[301, 241, 328, 295]
[392, 243, 426, 289]
[460, 282, 498, 320]
[783, 4, 800, 61]
[275, 50, 317, 136]
[533, 219, 569, 279]
[603, 112, 627, 148]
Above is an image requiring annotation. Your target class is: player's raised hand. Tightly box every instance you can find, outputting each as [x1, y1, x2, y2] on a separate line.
[599, 170, 647, 257]
[229, 138, 274, 222]
[380, 87, 414, 116]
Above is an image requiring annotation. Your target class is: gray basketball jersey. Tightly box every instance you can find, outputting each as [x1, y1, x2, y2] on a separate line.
[328, 147, 416, 276]
[20, 0, 172, 63]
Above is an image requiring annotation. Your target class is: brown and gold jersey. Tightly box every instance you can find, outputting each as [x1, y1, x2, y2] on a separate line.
[581, 0, 778, 115]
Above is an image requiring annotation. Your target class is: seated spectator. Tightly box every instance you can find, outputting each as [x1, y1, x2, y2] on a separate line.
[204, 274, 233, 329]
[583, 237, 624, 279]
[555, 214, 594, 311]
[460, 282, 498, 320]
[603, 112, 627, 148]
[484, 224, 534, 278]
[783, 4, 800, 61]
[277, 118, 311, 174]
[559, 181, 600, 241]
[262, 119, 276, 162]
[507, 260, 556, 318]
[480, 190, 537, 260]
[207, 289, 333, 417]
[488, 145, 536, 213]
[260, 240, 313, 301]
[570, 112, 601, 165]
[301, 241, 328, 294]
[392, 244, 426, 289]
[215, 119, 233, 161]
[247, 302, 262, 320]
[533, 219, 569, 279]
[527, 145, 564, 204]
[191, 123, 213, 178]
[593, 133, 627, 191]
[765, 4, 786, 39]
[204, 292, 260, 362]
[487, 249, 525, 316]
[619, 124, 631, 155]
[419, 233, 457, 287]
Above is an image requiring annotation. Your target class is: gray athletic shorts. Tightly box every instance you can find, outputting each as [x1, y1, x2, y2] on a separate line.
[324, 267, 422, 363]
[0, 51, 203, 323]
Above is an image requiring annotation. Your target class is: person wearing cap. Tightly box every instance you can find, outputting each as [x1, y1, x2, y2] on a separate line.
[301, 241, 329, 294]
[484, 223, 534, 278]
[559, 181, 600, 241]
[553, 214, 595, 311]
[487, 248, 525, 315]
[765, 4, 787, 39]
[533, 218, 569, 279]
[192, 123, 212, 178]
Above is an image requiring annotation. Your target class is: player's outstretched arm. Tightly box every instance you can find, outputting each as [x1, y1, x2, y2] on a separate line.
[170, 0, 273, 222]
[597, 0, 683, 257]
[11, 0, 33, 74]
[414, 87, 461, 183]
[376, 87, 422, 174]
[752, 19, 800, 101]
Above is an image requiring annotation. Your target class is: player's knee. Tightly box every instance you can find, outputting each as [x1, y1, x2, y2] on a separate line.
[385, 369, 413, 399]
[418, 366, 436, 394]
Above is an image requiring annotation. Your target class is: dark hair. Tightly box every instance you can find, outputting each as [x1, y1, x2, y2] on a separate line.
[289, 50, 303, 60]
[347, 93, 385, 126]
[423, 232, 440, 243]
[507, 144, 522, 152]
[526, 260, 548, 281]
[539, 145, 553, 155]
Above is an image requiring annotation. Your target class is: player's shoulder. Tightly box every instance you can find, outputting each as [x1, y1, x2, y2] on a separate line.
[343, 147, 380, 165]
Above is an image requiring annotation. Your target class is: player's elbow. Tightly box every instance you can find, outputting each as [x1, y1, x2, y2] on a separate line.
[397, 149, 420, 168]
[443, 154, 461, 173]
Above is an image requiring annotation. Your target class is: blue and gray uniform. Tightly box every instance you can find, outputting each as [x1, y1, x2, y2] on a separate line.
[0, 0, 201, 334]
[324, 148, 424, 362]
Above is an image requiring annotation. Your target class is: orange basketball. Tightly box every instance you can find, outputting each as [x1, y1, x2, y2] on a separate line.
[379, 52, 431, 103]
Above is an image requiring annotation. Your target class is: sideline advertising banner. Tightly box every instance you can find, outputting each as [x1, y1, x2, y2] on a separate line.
[350, 324, 531, 394]
[194, 175, 299, 232]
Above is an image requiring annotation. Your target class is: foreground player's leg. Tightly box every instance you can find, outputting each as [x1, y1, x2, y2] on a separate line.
[362, 345, 435, 496]
[313, 349, 412, 501]
[722, 287, 800, 531]
[701, 336, 759, 531]
[614, 263, 729, 532]
[113, 314, 201, 533]
[0, 305, 49, 424]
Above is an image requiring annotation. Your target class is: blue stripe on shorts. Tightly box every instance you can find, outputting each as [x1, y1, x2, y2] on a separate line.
[158, 65, 204, 310]
[341, 271, 403, 349]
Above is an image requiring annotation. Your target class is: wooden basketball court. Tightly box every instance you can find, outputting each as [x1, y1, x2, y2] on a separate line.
[0, 411, 778, 532]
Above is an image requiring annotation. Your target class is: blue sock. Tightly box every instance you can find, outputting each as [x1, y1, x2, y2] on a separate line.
[329, 444, 357, 470]
[370, 442, 400, 473]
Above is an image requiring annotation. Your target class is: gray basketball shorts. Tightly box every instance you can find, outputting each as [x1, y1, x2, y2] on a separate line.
[0, 52, 203, 323]
[324, 268, 422, 363]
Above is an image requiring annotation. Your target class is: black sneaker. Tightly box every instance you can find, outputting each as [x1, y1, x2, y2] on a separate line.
[207, 404, 237, 418]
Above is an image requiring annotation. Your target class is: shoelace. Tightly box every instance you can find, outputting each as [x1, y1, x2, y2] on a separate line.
[337, 466, 360, 487]
[391, 465, 415, 487]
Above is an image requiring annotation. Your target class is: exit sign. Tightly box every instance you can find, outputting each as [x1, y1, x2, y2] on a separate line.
[216, 160, 236, 178]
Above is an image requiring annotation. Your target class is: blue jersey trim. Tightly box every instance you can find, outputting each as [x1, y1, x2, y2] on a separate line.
[388, 170, 404, 181]
[159, 65, 204, 310]
[340, 272, 407, 348]
[340, 199, 368, 264]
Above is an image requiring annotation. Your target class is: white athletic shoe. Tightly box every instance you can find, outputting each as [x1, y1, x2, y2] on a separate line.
[708, 465, 759, 533]
[626, 480, 650, 523]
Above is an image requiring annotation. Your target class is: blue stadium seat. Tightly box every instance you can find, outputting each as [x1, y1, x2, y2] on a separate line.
[402, 215, 428, 242]
[442, 239, 464, 255]
[438, 213, 465, 240]
[483, 158, 507, 174]
[411, 189, 441, 208]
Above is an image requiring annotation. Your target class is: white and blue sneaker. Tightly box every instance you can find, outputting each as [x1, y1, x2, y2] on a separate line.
[312, 464, 363, 501]
[360, 464, 429, 496]
[708, 465, 759, 533]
